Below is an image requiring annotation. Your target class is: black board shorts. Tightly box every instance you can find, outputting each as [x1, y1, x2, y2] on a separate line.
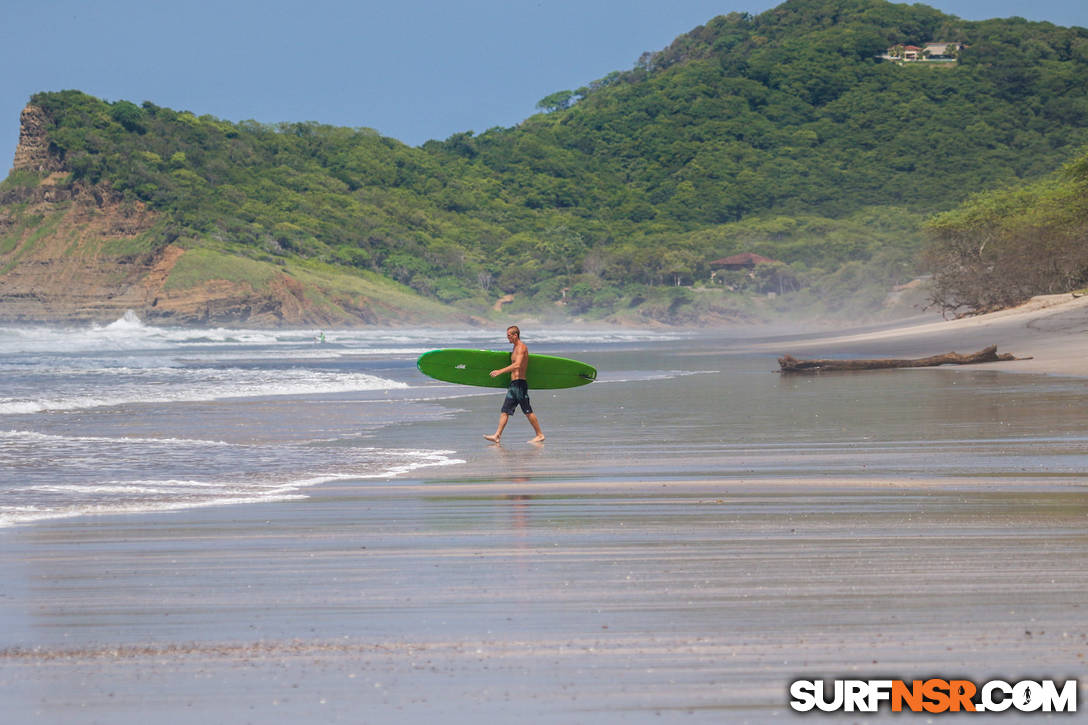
[501, 379, 533, 415]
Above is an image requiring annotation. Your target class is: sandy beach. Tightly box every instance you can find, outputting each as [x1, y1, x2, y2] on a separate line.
[743, 292, 1088, 377]
[1, 298, 1087, 723]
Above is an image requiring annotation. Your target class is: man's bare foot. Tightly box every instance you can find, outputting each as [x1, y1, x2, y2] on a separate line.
[528, 434, 545, 443]
[483, 434, 501, 443]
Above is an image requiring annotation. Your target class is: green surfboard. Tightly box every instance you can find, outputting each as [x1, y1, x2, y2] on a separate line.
[416, 349, 596, 389]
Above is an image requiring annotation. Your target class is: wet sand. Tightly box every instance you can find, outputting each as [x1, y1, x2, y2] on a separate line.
[3, 479, 1085, 723]
[2, 297, 1088, 723]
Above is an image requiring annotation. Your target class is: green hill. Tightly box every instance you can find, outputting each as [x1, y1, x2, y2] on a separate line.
[3, 0, 1087, 325]
[923, 146, 1088, 315]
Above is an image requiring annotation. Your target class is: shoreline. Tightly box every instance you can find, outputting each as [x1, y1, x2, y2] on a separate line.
[3, 473, 1085, 722]
[2, 298, 1087, 723]
[734, 292, 1088, 378]
[4, 289, 1084, 376]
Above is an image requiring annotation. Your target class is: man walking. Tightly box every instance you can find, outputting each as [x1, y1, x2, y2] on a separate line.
[484, 325, 545, 444]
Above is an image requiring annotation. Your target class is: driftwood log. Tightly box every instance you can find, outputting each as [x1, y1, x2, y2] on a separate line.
[778, 345, 1030, 373]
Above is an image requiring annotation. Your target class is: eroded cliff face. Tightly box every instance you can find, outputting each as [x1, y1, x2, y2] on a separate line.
[11, 104, 64, 175]
[0, 178, 164, 324]
[1, 104, 453, 327]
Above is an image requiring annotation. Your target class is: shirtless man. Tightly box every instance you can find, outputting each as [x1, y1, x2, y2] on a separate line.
[483, 325, 545, 444]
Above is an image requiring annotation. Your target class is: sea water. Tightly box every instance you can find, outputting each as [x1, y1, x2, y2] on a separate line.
[4, 312, 1087, 528]
[0, 313, 686, 527]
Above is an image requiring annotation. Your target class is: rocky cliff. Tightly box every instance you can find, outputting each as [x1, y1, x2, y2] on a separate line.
[11, 105, 64, 175]
[1, 104, 465, 327]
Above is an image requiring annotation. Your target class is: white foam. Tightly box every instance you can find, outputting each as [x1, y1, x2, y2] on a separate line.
[0, 448, 466, 528]
[596, 369, 720, 383]
[0, 430, 231, 446]
[352, 449, 465, 478]
[0, 316, 688, 357]
[0, 367, 407, 415]
[0, 315, 524, 527]
[0, 494, 312, 527]
[29, 484, 179, 495]
[100, 309, 145, 332]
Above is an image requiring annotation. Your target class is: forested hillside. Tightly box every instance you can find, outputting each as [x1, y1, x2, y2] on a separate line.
[923, 146, 1088, 315]
[3, 0, 1087, 325]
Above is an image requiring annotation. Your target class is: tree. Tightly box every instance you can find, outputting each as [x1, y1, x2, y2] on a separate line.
[536, 90, 575, 113]
[534, 225, 585, 276]
[110, 101, 146, 134]
[922, 149, 1088, 315]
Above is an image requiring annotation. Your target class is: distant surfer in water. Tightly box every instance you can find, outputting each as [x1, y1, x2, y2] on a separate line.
[484, 325, 545, 444]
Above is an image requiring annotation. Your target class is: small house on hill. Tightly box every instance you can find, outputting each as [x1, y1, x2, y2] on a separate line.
[883, 42, 963, 63]
[709, 252, 781, 271]
[709, 252, 795, 294]
[900, 44, 923, 61]
[923, 42, 961, 58]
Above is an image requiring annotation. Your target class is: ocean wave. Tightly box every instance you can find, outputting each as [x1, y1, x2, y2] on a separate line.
[595, 369, 720, 384]
[0, 447, 465, 528]
[0, 494, 313, 527]
[0, 367, 408, 415]
[0, 430, 231, 446]
[0, 313, 689, 357]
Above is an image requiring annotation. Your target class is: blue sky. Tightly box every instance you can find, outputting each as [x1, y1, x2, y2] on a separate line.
[2, 0, 1086, 162]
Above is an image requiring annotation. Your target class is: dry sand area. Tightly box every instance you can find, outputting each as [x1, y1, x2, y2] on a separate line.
[1, 295, 1087, 723]
[749, 292, 1088, 376]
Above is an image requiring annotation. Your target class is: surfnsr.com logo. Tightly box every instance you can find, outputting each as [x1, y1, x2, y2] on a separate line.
[789, 678, 1078, 713]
